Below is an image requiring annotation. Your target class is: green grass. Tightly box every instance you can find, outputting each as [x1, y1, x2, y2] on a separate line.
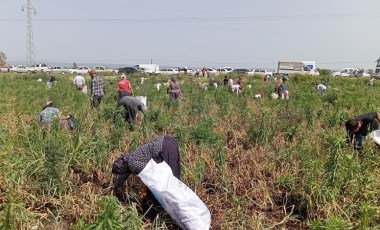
[0, 72, 379, 229]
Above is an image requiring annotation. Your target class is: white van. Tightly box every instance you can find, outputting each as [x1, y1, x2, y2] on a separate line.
[134, 64, 160, 74]
[277, 61, 319, 76]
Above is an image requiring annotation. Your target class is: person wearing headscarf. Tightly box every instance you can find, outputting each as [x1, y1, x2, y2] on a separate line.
[109, 135, 181, 191]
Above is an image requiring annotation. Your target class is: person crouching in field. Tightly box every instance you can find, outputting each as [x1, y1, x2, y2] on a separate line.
[345, 112, 380, 152]
[39, 101, 72, 129]
[117, 96, 146, 130]
[73, 74, 86, 93]
[104, 135, 181, 194]
[117, 74, 133, 100]
[316, 83, 327, 95]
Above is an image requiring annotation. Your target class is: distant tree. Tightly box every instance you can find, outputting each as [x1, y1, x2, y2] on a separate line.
[367, 69, 374, 75]
[73, 62, 77, 68]
[317, 68, 331, 76]
[0, 51, 7, 66]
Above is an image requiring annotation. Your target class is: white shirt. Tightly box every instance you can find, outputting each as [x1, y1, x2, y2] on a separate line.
[317, 84, 327, 91]
[73, 75, 85, 86]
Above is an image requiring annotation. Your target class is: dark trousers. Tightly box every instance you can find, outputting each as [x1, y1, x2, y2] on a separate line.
[119, 91, 132, 100]
[160, 136, 181, 179]
[170, 92, 180, 102]
[91, 95, 103, 109]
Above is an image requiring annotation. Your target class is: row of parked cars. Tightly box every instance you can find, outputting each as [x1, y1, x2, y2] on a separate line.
[119, 65, 273, 76]
[0, 64, 118, 75]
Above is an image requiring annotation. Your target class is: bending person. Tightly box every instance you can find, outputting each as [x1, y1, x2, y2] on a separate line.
[345, 112, 380, 151]
[110, 135, 181, 191]
[117, 96, 146, 130]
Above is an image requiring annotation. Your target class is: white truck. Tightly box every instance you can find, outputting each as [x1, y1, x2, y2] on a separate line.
[30, 63, 49, 72]
[277, 61, 319, 76]
[134, 64, 160, 74]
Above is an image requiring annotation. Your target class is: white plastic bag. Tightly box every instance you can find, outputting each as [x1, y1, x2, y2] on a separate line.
[138, 160, 211, 230]
[368, 130, 380, 145]
[82, 85, 87, 94]
[134, 96, 147, 107]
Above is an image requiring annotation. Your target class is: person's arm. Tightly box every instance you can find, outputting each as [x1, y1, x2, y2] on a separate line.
[112, 174, 129, 190]
[345, 121, 354, 144]
[375, 112, 380, 123]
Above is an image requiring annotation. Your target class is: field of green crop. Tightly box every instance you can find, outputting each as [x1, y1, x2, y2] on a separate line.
[0, 72, 379, 229]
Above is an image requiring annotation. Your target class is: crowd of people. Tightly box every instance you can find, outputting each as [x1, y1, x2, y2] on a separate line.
[35, 68, 380, 228]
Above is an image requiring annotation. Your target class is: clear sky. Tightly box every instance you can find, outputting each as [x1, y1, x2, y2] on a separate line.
[1, 0, 379, 70]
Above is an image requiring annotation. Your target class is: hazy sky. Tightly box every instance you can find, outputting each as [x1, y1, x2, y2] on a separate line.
[1, 0, 379, 70]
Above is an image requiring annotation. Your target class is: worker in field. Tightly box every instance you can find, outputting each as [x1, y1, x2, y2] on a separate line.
[223, 76, 229, 86]
[236, 77, 243, 90]
[117, 74, 133, 99]
[345, 112, 380, 152]
[280, 82, 289, 99]
[167, 77, 181, 102]
[116, 96, 146, 130]
[89, 69, 105, 109]
[73, 74, 86, 92]
[316, 83, 327, 95]
[104, 135, 181, 193]
[39, 101, 74, 130]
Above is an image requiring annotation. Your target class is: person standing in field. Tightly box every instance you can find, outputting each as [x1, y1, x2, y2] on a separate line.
[345, 112, 380, 151]
[236, 77, 243, 90]
[106, 135, 181, 193]
[117, 74, 133, 100]
[73, 74, 86, 91]
[89, 69, 104, 109]
[223, 76, 229, 86]
[116, 96, 146, 130]
[167, 77, 181, 102]
[280, 80, 289, 100]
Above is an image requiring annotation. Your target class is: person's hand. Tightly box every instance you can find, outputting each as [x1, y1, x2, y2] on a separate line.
[102, 185, 114, 195]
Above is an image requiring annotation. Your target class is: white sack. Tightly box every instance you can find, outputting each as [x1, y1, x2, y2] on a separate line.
[138, 160, 211, 230]
[134, 96, 147, 108]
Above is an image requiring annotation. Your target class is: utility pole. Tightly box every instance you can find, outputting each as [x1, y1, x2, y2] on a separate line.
[21, 0, 36, 67]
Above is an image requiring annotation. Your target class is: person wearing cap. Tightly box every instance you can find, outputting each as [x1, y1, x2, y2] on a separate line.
[167, 77, 181, 102]
[117, 74, 133, 100]
[107, 135, 181, 192]
[89, 69, 104, 109]
[345, 112, 380, 151]
[116, 96, 146, 130]
[39, 101, 70, 127]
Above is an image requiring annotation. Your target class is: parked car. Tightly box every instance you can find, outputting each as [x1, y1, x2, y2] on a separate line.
[43, 66, 69, 74]
[30, 63, 49, 72]
[68, 66, 90, 75]
[232, 68, 250, 74]
[160, 68, 179, 76]
[178, 67, 195, 75]
[11, 65, 34, 73]
[0, 65, 14, 72]
[247, 69, 273, 76]
[93, 66, 117, 74]
[332, 68, 369, 77]
[118, 66, 140, 74]
[217, 67, 233, 74]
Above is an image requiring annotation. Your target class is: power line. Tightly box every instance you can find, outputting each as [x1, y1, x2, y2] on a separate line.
[21, 0, 36, 66]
